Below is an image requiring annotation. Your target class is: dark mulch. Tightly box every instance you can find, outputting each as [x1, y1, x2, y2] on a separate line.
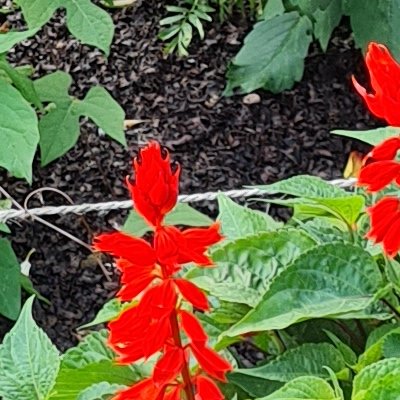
[0, 1, 379, 350]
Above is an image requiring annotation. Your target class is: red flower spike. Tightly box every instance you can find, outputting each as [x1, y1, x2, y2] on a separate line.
[113, 378, 165, 400]
[164, 386, 183, 400]
[153, 347, 185, 387]
[366, 197, 400, 257]
[358, 160, 400, 192]
[353, 42, 400, 126]
[94, 232, 156, 266]
[127, 141, 180, 227]
[190, 342, 233, 382]
[174, 279, 209, 311]
[195, 376, 224, 400]
[180, 310, 208, 345]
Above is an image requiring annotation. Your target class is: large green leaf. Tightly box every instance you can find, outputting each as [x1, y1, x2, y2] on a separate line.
[352, 358, 400, 400]
[123, 202, 213, 237]
[345, 0, 400, 59]
[232, 343, 347, 384]
[0, 28, 39, 53]
[224, 243, 383, 338]
[0, 296, 60, 400]
[34, 72, 126, 165]
[255, 376, 338, 399]
[188, 229, 316, 307]
[15, 0, 114, 54]
[332, 127, 400, 146]
[217, 194, 282, 240]
[0, 80, 39, 182]
[77, 382, 125, 400]
[0, 239, 21, 320]
[49, 361, 134, 400]
[225, 12, 312, 94]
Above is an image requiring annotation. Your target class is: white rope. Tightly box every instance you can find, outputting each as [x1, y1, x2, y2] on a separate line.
[0, 178, 357, 223]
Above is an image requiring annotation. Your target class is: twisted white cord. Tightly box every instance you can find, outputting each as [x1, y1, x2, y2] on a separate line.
[0, 178, 357, 223]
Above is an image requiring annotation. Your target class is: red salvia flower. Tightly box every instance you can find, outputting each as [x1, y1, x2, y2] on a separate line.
[94, 141, 232, 400]
[366, 197, 400, 257]
[353, 42, 400, 126]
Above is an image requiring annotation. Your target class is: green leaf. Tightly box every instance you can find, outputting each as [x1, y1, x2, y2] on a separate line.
[255, 376, 338, 399]
[0, 296, 60, 400]
[34, 71, 72, 103]
[15, 0, 114, 54]
[0, 239, 21, 320]
[217, 194, 282, 240]
[20, 274, 51, 305]
[324, 330, 357, 366]
[188, 229, 316, 307]
[78, 87, 126, 146]
[62, 330, 115, 369]
[254, 175, 349, 198]
[77, 382, 125, 400]
[0, 80, 39, 182]
[123, 202, 213, 237]
[224, 243, 383, 338]
[49, 361, 135, 399]
[383, 333, 400, 358]
[345, 0, 400, 59]
[284, 0, 331, 17]
[78, 299, 132, 330]
[261, 0, 285, 20]
[313, 0, 343, 51]
[225, 12, 313, 94]
[352, 358, 400, 400]
[233, 343, 347, 383]
[332, 127, 400, 146]
[0, 28, 39, 53]
[298, 218, 351, 244]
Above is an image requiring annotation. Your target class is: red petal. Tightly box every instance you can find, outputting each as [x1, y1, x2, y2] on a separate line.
[174, 279, 209, 311]
[358, 160, 400, 192]
[113, 378, 164, 400]
[153, 347, 185, 387]
[164, 386, 183, 400]
[93, 232, 156, 266]
[180, 310, 208, 345]
[127, 141, 180, 227]
[155, 226, 181, 266]
[190, 342, 232, 382]
[367, 137, 400, 161]
[195, 376, 224, 400]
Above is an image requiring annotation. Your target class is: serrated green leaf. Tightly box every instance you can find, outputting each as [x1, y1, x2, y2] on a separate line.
[313, 0, 343, 51]
[383, 333, 400, 358]
[332, 127, 400, 146]
[234, 343, 347, 383]
[224, 243, 383, 338]
[0, 28, 39, 53]
[345, 0, 400, 59]
[0, 80, 39, 182]
[217, 194, 282, 240]
[0, 239, 21, 320]
[188, 229, 315, 307]
[78, 299, 132, 330]
[49, 361, 135, 399]
[78, 86, 126, 146]
[255, 376, 338, 399]
[0, 296, 60, 399]
[77, 382, 125, 400]
[225, 12, 312, 94]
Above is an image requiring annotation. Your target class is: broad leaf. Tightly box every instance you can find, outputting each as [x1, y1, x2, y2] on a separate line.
[217, 194, 282, 240]
[383, 333, 400, 358]
[15, 0, 114, 54]
[0, 296, 60, 400]
[225, 12, 312, 94]
[0, 28, 39, 53]
[255, 376, 338, 399]
[123, 203, 213, 237]
[345, 0, 400, 59]
[0, 239, 21, 320]
[332, 127, 400, 146]
[261, 0, 285, 19]
[232, 343, 347, 383]
[188, 229, 316, 307]
[77, 382, 125, 400]
[225, 243, 383, 337]
[0, 80, 39, 182]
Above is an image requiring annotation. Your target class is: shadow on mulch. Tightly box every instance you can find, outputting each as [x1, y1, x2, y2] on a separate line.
[0, 2, 380, 350]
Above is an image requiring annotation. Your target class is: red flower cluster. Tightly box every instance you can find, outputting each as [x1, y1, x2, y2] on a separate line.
[354, 43, 400, 257]
[94, 142, 232, 400]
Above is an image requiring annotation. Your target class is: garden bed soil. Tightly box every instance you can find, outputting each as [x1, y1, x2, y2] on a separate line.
[1, 1, 379, 350]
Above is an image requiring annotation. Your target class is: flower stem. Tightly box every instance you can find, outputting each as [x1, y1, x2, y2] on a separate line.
[170, 310, 195, 400]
